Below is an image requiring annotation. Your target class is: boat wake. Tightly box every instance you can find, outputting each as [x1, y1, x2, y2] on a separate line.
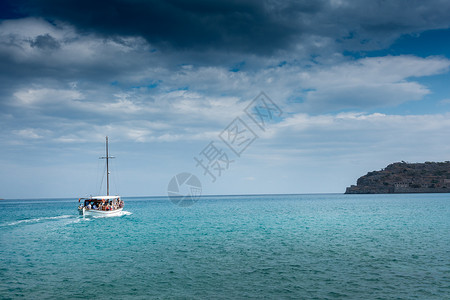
[85, 210, 132, 218]
[3, 211, 132, 227]
[4, 215, 75, 227]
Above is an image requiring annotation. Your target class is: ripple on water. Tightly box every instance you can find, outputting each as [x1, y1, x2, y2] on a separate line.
[0, 194, 449, 299]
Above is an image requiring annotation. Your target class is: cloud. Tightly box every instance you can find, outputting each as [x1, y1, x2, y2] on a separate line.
[439, 98, 450, 105]
[11, 0, 303, 55]
[248, 112, 450, 168]
[13, 87, 83, 106]
[5, 0, 450, 57]
[13, 128, 44, 139]
[1, 1, 450, 198]
[4, 52, 448, 150]
[298, 55, 450, 111]
[0, 18, 152, 87]
[1, 16, 449, 120]
[30, 33, 60, 50]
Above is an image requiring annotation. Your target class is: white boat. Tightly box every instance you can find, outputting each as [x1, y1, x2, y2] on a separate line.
[78, 196, 123, 216]
[78, 137, 124, 216]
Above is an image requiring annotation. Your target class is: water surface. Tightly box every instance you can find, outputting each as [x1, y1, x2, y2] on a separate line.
[1, 194, 449, 299]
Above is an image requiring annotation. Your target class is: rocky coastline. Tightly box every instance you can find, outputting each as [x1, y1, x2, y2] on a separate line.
[345, 161, 450, 194]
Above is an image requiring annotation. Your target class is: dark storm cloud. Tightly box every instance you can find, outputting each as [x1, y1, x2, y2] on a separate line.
[1, 0, 450, 116]
[4, 0, 450, 56]
[8, 0, 323, 54]
[30, 33, 60, 49]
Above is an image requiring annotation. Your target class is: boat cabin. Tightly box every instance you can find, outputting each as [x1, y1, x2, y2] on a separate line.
[79, 196, 123, 211]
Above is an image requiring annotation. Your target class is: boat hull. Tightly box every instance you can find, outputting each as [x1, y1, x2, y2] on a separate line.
[79, 207, 123, 217]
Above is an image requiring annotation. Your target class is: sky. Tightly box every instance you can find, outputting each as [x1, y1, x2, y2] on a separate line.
[1, 0, 450, 199]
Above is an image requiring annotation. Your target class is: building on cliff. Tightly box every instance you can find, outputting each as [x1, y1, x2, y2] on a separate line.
[345, 161, 450, 194]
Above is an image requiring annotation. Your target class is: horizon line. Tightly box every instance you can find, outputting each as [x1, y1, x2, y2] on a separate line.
[1, 192, 347, 201]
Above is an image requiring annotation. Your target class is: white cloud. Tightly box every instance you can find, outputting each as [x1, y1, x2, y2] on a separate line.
[13, 88, 84, 106]
[439, 98, 450, 105]
[3, 18, 449, 119]
[13, 128, 44, 139]
[299, 55, 450, 111]
[276, 112, 450, 136]
[6, 53, 450, 149]
[268, 112, 450, 158]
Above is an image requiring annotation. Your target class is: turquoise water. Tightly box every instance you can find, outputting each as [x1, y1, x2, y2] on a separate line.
[1, 194, 449, 299]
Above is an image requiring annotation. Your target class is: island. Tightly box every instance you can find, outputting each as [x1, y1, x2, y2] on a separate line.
[345, 161, 450, 194]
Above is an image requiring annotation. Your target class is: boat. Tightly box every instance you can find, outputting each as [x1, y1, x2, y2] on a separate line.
[78, 195, 124, 216]
[78, 136, 124, 216]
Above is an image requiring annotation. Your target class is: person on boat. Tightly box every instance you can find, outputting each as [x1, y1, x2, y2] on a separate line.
[92, 203, 98, 210]
[87, 203, 91, 210]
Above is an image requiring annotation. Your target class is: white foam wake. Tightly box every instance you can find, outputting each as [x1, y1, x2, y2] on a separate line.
[5, 215, 74, 226]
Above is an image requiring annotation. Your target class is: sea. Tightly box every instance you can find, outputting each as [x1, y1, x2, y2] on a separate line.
[1, 193, 449, 299]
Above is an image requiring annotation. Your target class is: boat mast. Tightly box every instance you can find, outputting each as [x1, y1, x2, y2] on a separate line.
[100, 136, 114, 196]
[106, 136, 109, 196]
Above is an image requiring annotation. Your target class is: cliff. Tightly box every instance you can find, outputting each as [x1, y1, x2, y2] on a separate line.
[345, 161, 450, 194]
